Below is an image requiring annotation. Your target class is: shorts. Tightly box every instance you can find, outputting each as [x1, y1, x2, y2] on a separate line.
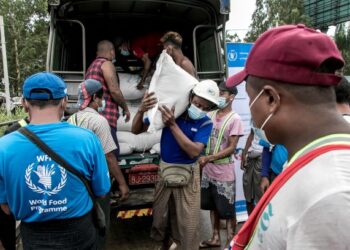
[201, 181, 236, 219]
[243, 153, 263, 203]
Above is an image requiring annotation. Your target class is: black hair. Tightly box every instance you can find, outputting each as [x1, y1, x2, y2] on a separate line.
[89, 88, 104, 106]
[335, 77, 350, 104]
[26, 89, 62, 108]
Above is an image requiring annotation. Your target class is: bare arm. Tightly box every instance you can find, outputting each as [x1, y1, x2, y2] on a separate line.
[137, 53, 152, 89]
[201, 135, 240, 165]
[131, 91, 157, 134]
[101, 61, 130, 115]
[105, 152, 129, 201]
[160, 105, 204, 159]
[180, 58, 197, 78]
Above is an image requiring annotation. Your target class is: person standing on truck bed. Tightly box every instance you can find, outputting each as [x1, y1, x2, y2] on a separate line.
[0, 72, 111, 249]
[160, 31, 198, 78]
[132, 80, 219, 250]
[119, 32, 163, 89]
[85, 40, 130, 160]
[68, 79, 130, 249]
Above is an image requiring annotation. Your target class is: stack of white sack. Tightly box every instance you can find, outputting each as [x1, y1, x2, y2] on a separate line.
[119, 73, 146, 100]
[117, 101, 140, 132]
[117, 130, 162, 153]
[147, 50, 198, 133]
[150, 143, 161, 154]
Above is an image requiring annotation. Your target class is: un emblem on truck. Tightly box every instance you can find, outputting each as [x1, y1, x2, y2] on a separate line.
[25, 163, 67, 196]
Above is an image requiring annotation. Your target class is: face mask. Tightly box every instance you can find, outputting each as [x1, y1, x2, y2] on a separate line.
[249, 89, 273, 143]
[120, 49, 130, 57]
[217, 96, 229, 109]
[98, 99, 106, 112]
[188, 104, 207, 120]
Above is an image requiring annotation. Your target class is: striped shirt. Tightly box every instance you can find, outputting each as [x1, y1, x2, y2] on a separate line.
[68, 107, 117, 154]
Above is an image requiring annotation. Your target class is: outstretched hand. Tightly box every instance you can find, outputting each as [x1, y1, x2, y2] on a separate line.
[139, 91, 157, 113]
[159, 105, 176, 127]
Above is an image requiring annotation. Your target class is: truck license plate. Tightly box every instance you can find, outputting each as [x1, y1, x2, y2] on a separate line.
[129, 172, 158, 185]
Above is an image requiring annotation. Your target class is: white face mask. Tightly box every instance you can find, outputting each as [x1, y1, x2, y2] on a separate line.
[249, 89, 273, 143]
[98, 99, 106, 112]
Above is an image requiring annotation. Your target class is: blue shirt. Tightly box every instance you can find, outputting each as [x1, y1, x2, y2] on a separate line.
[0, 122, 110, 222]
[160, 114, 213, 164]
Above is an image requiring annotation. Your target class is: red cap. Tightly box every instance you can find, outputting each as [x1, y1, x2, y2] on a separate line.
[227, 24, 344, 87]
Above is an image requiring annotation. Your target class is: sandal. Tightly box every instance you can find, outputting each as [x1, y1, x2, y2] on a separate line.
[199, 240, 221, 248]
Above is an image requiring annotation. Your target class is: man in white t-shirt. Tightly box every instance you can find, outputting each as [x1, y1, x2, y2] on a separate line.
[226, 24, 350, 249]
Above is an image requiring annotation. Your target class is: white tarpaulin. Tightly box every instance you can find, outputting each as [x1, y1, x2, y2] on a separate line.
[147, 50, 198, 133]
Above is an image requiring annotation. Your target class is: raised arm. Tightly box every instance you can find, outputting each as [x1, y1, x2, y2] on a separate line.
[101, 61, 130, 121]
[131, 91, 157, 134]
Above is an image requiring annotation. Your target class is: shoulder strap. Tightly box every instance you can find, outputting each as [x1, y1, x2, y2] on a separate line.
[231, 143, 350, 249]
[206, 112, 235, 155]
[18, 127, 96, 202]
[68, 112, 91, 127]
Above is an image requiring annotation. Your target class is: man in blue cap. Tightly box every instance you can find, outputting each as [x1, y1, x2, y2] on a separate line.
[0, 72, 110, 249]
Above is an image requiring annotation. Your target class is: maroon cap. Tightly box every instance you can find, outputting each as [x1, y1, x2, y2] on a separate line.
[227, 24, 344, 87]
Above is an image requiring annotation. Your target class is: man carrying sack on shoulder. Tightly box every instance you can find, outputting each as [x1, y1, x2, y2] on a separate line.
[226, 24, 350, 250]
[131, 80, 219, 250]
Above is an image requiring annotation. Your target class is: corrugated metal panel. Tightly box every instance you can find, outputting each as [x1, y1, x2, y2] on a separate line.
[304, 0, 350, 29]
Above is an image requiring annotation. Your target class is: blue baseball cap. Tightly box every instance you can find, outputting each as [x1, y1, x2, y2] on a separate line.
[23, 72, 67, 100]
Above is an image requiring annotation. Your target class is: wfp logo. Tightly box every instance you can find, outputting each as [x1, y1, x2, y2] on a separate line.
[228, 49, 238, 62]
[25, 163, 67, 196]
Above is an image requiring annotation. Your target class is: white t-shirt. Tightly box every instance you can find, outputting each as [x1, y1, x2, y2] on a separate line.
[247, 147, 350, 249]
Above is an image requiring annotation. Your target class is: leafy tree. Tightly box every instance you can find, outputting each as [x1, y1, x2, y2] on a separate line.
[0, 0, 48, 96]
[245, 0, 311, 42]
[226, 31, 242, 43]
[334, 23, 350, 75]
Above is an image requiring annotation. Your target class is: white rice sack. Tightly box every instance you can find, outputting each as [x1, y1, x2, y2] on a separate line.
[117, 101, 141, 132]
[147, 50, 198, 133]
[119, 73, 146, 100]
[119, 142, 134, 155]
[150, 143, 161, 154]
[117, 131, 161, 152]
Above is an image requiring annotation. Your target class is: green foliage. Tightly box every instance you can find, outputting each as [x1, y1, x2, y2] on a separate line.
[334, 23, 350, 75]
[226, 31, 242, 43]
[245, 0, 312, 42]
[0, 0, 49, 95]
[0, 107, 26, 136]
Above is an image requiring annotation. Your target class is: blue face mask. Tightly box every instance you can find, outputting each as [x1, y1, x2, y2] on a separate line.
[120, 49, 130, 57]
[217, 96, 228, 109]
[188, 104, 207, 120]
[98, 100, 106, 112]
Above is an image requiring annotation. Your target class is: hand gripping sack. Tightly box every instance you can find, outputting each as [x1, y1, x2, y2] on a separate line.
[147, 50, 198, 133]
